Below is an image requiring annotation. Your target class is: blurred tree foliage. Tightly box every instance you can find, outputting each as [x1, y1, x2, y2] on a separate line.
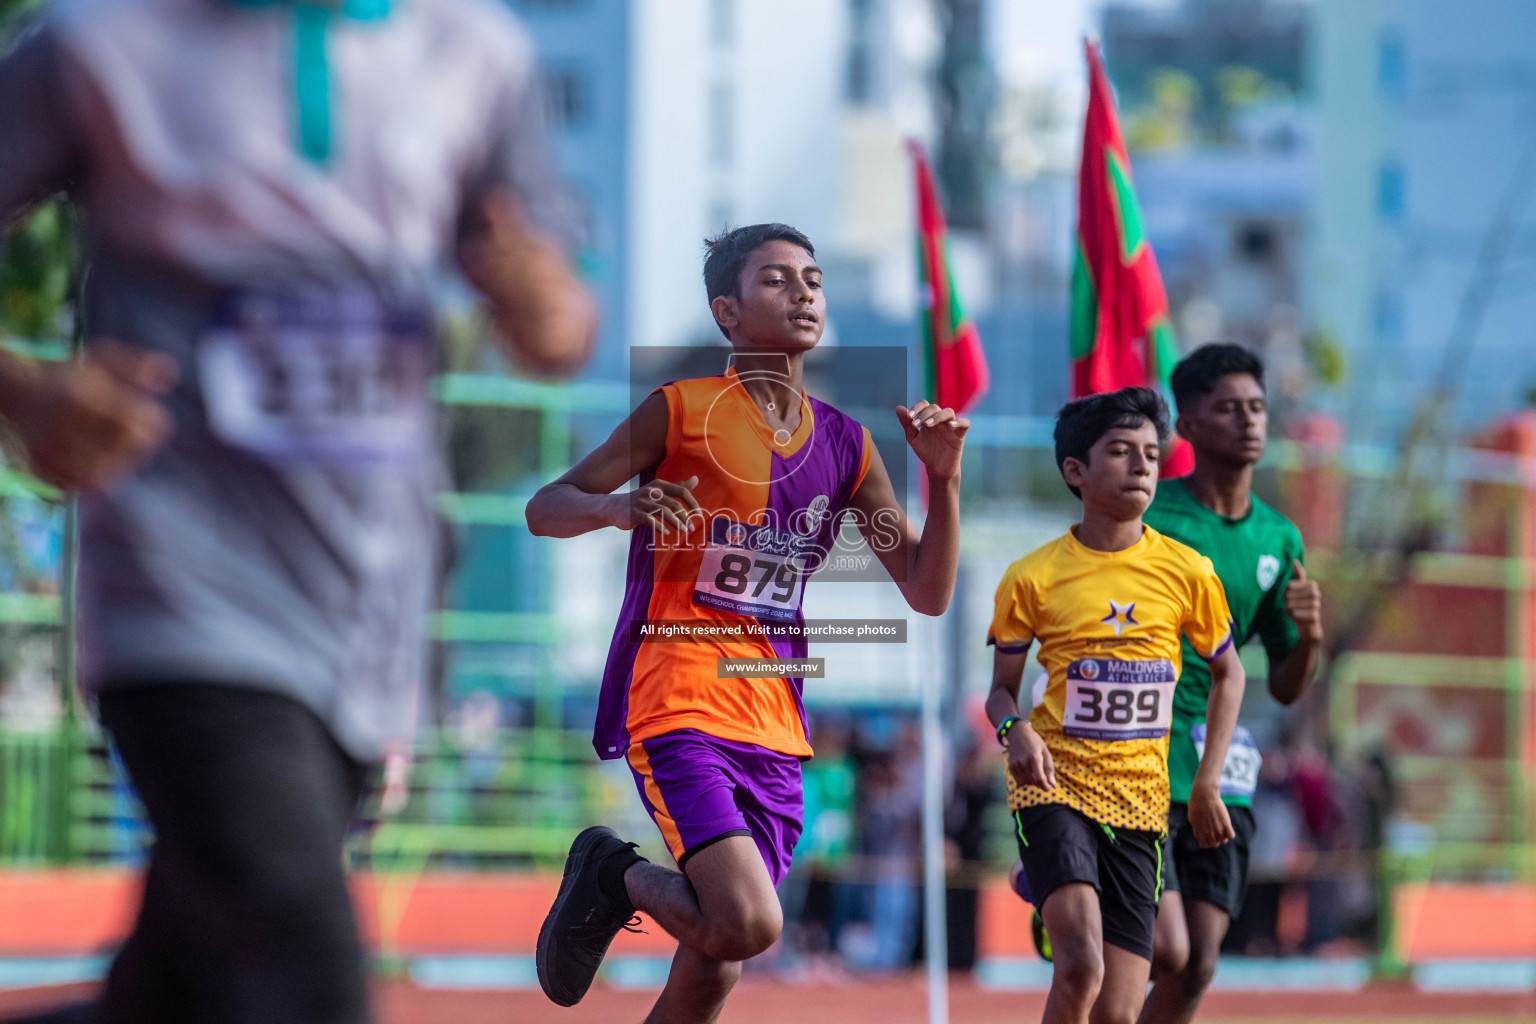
[0, 202, 78, 342]
[0, 0, 43, 29]
[0, 2, 73, 710]
[0, 0, 80, 344]
[1124, 64, 1294, 153]
[1215, 65, 1271, 110]
[1304, 326, 1347, 388]
[1125, 69, 1198, 152]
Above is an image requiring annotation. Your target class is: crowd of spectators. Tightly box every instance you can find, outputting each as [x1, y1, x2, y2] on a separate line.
[774, 706, 1396, 974]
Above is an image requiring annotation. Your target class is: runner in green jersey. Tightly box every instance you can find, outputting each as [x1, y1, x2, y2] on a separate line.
[1135, 344, 1323, 1024]
[1147, 477, 1303, 819]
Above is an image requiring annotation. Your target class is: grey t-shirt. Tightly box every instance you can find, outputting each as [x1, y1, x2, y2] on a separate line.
[0, 0, 564, 759]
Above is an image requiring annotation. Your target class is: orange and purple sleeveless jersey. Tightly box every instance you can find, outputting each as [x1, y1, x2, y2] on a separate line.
[593, 369, 874, 760]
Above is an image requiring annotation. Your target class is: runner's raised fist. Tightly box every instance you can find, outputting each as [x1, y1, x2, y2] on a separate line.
[895, 400, 968, 482]
[1283, 560, 1323, 643]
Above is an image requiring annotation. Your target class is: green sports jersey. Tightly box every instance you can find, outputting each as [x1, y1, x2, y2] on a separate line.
[1142, 478, 1304, 807]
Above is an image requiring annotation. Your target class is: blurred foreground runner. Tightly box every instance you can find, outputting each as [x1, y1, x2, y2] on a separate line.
[0, 0, 594, 1019]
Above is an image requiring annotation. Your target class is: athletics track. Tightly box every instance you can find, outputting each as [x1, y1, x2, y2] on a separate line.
[0, 870, 1531, 1021]
[0, 977, 1533, 1023]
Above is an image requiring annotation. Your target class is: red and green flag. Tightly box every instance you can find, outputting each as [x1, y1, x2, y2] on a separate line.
[910, 140, 989, 414]
[1072, 41, 1192, 477]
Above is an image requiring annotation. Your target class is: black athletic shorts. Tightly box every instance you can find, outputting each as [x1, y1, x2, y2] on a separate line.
[1012, 803, 1164, 960]
[1161, 801, 1257, 918]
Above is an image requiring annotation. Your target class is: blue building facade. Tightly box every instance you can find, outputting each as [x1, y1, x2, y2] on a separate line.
[510, 0, 631, 383]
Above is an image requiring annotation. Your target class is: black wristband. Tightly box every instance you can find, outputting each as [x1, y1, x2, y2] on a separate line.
[996, 714, 1024, 747]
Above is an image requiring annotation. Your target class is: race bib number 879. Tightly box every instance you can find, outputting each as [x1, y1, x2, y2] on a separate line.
[692, 518, 809, 623]
[1062, 658, 1177, 741]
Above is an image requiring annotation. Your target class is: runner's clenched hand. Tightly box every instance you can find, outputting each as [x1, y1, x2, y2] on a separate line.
[1283, 560, 1323, 643]
[1, 340, 178, 494]
[896, 400, 968, 482]
[1188, 783, 1236, 849]
[623, 475, 702, 535]
[1007, 720, 1057, 792]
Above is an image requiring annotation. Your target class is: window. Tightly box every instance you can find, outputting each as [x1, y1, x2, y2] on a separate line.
[846, 0, 875, 105]
[710, 0, 734, 48]
[541, 67, 588, 129]
[1374, 287, 1404, 343]
[1234, 221, 1277, 265]
[560, 182, 595, 252]
[847, 44, 871, 104]
[1378, 28, 1406, 100]
[709, 82, 733, 166]
[1377, 161, 1405, 223]
[708, 199, 733, 233]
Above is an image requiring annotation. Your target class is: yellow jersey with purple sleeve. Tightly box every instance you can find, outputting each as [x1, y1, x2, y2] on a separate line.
[988, 525, 1233, 832]
[592, 369, 874, 761]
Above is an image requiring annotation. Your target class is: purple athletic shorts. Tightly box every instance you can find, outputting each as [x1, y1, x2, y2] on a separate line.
[626, 728, 804, 887]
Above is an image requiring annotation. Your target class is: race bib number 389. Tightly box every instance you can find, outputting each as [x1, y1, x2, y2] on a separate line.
[199, 288, 435, 462]
[693, 518, 810, 623]
[1062, 658, 1177, 742]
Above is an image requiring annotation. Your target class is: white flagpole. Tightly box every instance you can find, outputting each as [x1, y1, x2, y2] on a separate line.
[920, 614, 949, 1024]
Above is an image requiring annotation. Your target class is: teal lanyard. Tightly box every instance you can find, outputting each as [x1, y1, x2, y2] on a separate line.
[222, 0, 393, 164]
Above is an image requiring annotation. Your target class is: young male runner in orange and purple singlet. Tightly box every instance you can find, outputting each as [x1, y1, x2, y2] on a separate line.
[525, 222, 968, 1022]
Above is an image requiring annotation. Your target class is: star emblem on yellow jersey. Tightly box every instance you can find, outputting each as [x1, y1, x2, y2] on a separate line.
[1101, 600, 1138, 636]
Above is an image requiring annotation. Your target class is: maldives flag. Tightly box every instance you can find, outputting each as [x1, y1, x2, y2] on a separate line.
[1072, 41, 1192, 477]
[910, 141, 989, 414]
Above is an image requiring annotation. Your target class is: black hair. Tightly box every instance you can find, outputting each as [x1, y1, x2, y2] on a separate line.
[1053, 386, 1171, 499]
[702, 223, 816, 339]
[1169, 343, 1265, 415]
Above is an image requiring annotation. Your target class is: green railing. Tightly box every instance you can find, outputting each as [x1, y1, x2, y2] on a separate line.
[0, 728, 71, 864]
[0, 720, 619, 869]
[0, 335, 1530, 984]
[352, 726, 612, 872]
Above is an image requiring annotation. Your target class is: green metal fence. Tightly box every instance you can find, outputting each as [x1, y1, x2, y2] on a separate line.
[0, 719, 622, 869]
[0, 338, 1532, 968]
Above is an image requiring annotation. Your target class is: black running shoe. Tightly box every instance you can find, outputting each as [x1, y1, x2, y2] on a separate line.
[536, 826, 645, 1006]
